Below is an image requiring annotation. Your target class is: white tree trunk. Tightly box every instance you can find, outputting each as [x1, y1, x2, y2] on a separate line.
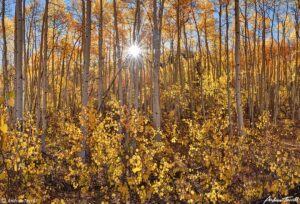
[153, 0, 164, 141]
[15, 0, 23, 124]
[81, 0, 91, 162]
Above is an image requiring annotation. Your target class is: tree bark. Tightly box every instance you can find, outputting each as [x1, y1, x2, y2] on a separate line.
[134, 0, 141, 110]
[192, 8, 206, 120]
[218, 0, 222, 79]
[292, 3, 299, 120]
[153, 0, 165, 140]
[260, 0, 266, 113]
[2, 0, 8, 107]
[15, 0, 24, 124]
[235, 0, 244, 135]
[98, 0, 104, 112]
[41, 0, 49, 152]
[273, 13, 280, 124]
[81, 0, 91, 162]
[225, 1, 233, 135]
[113, 0, 123, 106]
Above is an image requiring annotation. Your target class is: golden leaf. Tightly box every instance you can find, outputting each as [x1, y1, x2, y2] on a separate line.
[0, 117, 8, 134]
[7, 97, 14, 107]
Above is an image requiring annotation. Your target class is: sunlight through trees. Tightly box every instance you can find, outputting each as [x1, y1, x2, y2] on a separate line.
[0, 0, 299, 203]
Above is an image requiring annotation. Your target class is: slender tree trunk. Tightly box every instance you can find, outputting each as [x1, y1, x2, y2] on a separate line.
[292, 4, 299, 120]
[81, 0, 91, 162]
[22, 0, 25, 114]
[282, 7, 288, 114]
[225, 2, 233, 135]
[251, 0, 258, 127]
[183, 24, 193, 116]
[244, 0, 253, 126]
[269, 1, 276, 118]
[41, 0, 49, 152]
[260, 1, 266, 113]
[274, 14, 280, 124]
[129, 65, 134, 110]
[15, 0, 24, 124]
[52, 19, 56, 110]
[36, 4, 46, 128]
[176, 0, 183, 90]
[57, 34, 68, 110]
[173, 1, 179, 84]
[204, 15, 211, 82]
[192, 8, 206, 120]
[297, 2, 300, 120]
[134, 0, 141, 110]
[24, 3, 34, 113]
[113, 0, 123, 106]
[2, 0, 8, 106]
[218, 0, 222, 79]
[98, 0, 104, 112]
[153, 0, 165, 140]
[235, 0, 244, 135]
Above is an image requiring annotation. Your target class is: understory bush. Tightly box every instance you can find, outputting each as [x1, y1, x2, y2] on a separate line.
[0, 102, 299, 203]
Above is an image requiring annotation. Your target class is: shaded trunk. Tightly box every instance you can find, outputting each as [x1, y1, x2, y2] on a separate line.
[274, 14, 280, 124]
[42, 0, 49, 152]
[113, 0, 123, 106]
[260, 0, 266, 113]
[192, 8, 206, 120]
[235, 0, 244, 135]
[98, 0, 104, 112]
[2, 0, 8, 107]
[218, 0, 222, 79]
[81, 0, 91, 162]
[292, 4, 299, 120]
[225, 2, 233, 135]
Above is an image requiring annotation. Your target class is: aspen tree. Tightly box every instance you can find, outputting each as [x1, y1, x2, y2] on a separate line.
[153, 0, 165, 140]
[235, 0, 245, 135]
[15, 0, 24, 124]
[42, 0, 49, 152]
[81, 0, 91, 162]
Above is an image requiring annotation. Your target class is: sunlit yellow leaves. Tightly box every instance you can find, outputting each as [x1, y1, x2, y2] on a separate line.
[0, 113, 46, 200]
[118, 184, 129, 200]
[0, 117, 8, 134]
[51, 198, 66, 204]
[7, 97, 14, 107]
[130, 154, 142, 173]
[0, 91, 16, 107]
[0, 171, 6, 180]
[0, 87, 298, 204]
[88, 107, 97, 131]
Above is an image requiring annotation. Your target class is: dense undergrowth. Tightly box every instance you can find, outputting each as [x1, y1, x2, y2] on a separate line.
[0, 78, 299, 203]
[0, 98, 299, 203]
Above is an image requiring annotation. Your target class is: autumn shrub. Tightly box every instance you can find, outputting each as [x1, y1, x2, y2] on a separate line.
[241, 111, 300, 200]
[0, 103, 300, 203]
[88, 101, 191, 203]
[0, 111, 47, 202]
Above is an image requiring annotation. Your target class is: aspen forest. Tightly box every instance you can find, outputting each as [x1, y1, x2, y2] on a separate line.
[0, 0, 300, 203]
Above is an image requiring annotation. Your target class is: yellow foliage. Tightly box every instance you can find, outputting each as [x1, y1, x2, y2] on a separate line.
[0, 98, 299, 203]
[7, 97, 14, 107]
[0, 117, 8, 134]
